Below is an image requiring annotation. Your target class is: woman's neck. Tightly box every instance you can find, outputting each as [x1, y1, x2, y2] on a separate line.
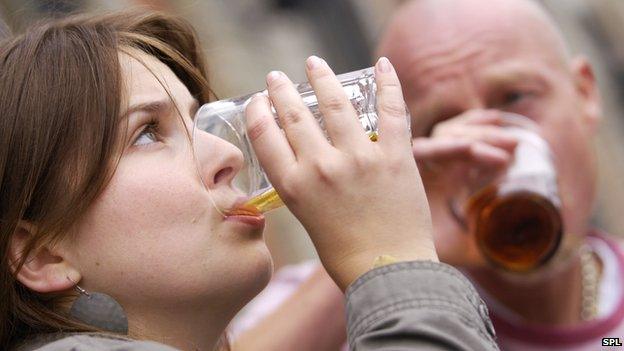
[125, 302, 231, 351]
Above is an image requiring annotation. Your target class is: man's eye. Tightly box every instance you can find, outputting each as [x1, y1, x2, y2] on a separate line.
[133, 123, 159, 146]
[502, 91, 527, 105]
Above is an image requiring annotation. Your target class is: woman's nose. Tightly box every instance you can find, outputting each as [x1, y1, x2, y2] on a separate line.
[193, 129, 245, 188]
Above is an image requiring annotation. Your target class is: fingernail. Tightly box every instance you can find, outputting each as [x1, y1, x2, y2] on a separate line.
[306, 55, 324, 70]
[376, 57, 393, 73]
[266, 71, 282, 86]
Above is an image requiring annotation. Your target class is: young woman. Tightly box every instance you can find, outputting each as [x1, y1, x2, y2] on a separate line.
[0, 11, 498, 351]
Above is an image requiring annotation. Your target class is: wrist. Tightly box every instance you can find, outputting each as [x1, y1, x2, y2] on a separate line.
[323, 246, 439, 291]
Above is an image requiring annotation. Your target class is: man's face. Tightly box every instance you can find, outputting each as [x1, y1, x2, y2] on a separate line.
[388, 6, 601, 266]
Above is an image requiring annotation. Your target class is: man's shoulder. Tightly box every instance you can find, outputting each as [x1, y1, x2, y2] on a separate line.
[14, 333, 178, 351]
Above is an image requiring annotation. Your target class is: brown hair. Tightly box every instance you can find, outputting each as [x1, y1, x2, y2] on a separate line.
[0, 10, 214, 347]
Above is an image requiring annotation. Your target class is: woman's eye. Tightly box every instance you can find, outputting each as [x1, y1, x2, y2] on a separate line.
[133, 123, 159, 146]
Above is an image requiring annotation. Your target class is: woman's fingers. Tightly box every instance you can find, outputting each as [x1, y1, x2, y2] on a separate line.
[305, 56, 368, 149]
[245, 93, 296, 178]
[374, 57, 412, 154]
[265, 71, 329, 158]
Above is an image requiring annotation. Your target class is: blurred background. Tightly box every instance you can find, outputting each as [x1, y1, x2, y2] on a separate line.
[1, 0, 623, 268]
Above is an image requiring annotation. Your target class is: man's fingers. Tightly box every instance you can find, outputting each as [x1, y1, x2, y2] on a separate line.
[413, 138, 513, 170]
[412, 138, 472, 161]
[437, 126, 518, 152]
[453, 110, 505, 126]
[469, 142, 513, 168]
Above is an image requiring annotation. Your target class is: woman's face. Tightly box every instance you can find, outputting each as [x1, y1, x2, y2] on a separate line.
[62, 50, 273, 316]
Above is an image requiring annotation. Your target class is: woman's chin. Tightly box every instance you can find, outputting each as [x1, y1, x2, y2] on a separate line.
[230, 242, 274, 303]
[255, 243, 274, 289]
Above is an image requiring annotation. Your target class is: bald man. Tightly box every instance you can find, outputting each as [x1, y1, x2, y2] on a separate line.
[376, 0, 623, 350]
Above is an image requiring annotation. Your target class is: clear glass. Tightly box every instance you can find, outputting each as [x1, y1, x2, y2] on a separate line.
[453, 113, 563, 272]
[193, 67, 409, 215]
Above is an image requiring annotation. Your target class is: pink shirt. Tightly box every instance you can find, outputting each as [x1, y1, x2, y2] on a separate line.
[485, 231, 624, 351]
[230, 231, 624, 351]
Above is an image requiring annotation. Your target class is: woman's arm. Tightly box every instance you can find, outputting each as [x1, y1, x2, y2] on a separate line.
[246, 56, 499, 350]
[234, 260, 501, 351]
[347, 261, 498, 351]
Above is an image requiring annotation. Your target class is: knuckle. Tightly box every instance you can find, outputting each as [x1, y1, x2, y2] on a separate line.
[380, 79, 403, 91]
[350, 152, 373, 173]
[275, 169, 302, 205]
[319, 95, 348, 115]
[246, 117, 270, 142]
[280, 106, 306, 125]
[379, 97, 407, 118]
[277, 182, 300, 205]
[310, 160, 340, 186]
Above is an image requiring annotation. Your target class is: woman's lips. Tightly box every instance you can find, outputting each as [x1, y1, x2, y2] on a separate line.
[224, 197, 265, 228]
[225, 213, 265, 228]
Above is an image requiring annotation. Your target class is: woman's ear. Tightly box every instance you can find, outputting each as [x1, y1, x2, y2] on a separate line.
[9, 221, 81, 293]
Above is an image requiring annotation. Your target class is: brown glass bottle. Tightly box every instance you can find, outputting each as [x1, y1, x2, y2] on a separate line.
[466, 181, 563, 272]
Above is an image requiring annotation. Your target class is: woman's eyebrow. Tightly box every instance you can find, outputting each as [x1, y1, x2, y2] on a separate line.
[123, 98, 199, 122]
[122, 100, 171, 120]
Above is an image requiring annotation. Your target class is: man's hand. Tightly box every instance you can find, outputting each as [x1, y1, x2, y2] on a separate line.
[412, 110, 518, 267]
[414, 110, 518, 191]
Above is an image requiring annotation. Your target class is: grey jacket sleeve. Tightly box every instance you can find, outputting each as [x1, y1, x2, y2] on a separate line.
[346, 261, 499, 351]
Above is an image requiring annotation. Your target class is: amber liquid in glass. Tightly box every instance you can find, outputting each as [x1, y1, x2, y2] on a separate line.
[241, 188, 284, 214]
[230, 131, 379, 215]
[466, 184, 563, 272]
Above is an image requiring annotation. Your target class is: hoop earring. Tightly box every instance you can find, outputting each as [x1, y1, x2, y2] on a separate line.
[67, 277, 128, 334]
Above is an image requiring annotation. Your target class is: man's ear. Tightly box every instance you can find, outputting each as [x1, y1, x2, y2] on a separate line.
[570, 56, 602, 133]
[9, 221, 80, 293]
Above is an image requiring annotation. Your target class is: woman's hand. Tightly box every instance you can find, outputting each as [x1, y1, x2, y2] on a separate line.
[245, 56, 437, 291]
